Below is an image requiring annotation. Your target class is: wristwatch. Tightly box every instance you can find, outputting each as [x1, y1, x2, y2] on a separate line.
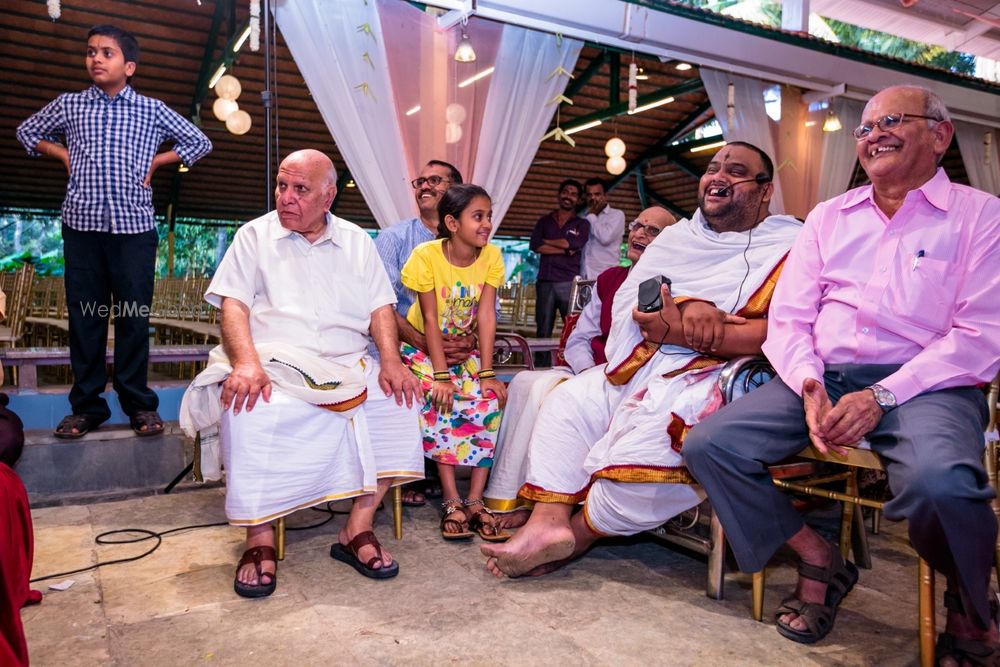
[867, 384, 897, 412]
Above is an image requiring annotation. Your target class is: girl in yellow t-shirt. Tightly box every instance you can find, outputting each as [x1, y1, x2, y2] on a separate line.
[400, 184, 509, 542]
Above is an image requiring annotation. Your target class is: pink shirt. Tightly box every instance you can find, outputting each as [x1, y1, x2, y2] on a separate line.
[763, 168, 1000, 404]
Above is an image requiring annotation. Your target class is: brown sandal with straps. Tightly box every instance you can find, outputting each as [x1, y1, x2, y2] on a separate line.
[233, 545, 277, 598]
[440, 499, 474, 540]
[330, 531, 399, 579]
[464, 499, 511, 543]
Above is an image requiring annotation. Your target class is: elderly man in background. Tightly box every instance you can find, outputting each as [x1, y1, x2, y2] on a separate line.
[484, 206, 676, 515]
[483, 142, 800, 577]
[182, 149, 423, 598]
[685, 87, 1000, 656]
[373, 159, 467, 507]
[581, 177, 627, 280]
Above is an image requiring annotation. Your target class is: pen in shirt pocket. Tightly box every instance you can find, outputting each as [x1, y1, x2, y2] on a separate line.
[911, 249, 925, 272]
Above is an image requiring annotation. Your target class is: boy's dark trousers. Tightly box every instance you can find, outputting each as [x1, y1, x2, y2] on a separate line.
[62, 224, 159, 423]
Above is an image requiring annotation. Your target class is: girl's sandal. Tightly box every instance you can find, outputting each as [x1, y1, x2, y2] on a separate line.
[440, 499, 474, 540]
[463, 499, 512, 543]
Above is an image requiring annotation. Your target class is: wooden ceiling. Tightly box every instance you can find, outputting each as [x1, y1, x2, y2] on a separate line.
[0, 0, 717, 238]
[0, 0, 972, 239]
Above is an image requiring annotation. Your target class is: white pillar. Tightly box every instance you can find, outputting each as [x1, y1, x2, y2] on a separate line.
[781, 0, 810, 32]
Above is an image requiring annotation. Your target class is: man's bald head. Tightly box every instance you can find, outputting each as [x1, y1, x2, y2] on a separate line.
[638, 206, 677, 229]
[275, 149, 338, 241]
[280, 149, 337, 187]
[626, 206, 676, 262]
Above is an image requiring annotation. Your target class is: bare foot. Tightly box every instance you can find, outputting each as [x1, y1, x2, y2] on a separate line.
[339, 525, 393, 570]
[480, 515, 575, 578]
[496, 507, 532, 530]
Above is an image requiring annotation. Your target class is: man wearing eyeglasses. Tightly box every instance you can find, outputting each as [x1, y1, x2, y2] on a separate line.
[686, 86, 1000, 654]
[581, 177, 627, 279]
[482, 142, 801, 577]
[373, 159, 470, 506]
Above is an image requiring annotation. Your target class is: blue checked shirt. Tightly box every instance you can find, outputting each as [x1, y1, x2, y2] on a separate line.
[16, 85, 212, 234]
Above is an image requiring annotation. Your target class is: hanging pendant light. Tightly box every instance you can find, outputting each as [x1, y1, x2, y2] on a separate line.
[822, 109, 842, 132]
[454, 17, 476, 62]
[604, 137, 626, 159]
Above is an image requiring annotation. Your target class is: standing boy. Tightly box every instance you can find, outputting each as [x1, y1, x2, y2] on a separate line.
[17, 24, 212, 438]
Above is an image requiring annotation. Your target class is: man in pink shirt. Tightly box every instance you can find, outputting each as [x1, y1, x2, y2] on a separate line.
[685, 85, 1000, 657]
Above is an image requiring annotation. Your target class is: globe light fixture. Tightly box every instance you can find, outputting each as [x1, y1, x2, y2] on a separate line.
[604, 137, 626, 158]
[214, 74, 242, 101]
[606, 155, 627, 175]
[226, 109, 252, 135]
[212, 97, 239, 122]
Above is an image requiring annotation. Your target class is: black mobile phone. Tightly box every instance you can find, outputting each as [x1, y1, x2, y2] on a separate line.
[637, 275, 672, 313]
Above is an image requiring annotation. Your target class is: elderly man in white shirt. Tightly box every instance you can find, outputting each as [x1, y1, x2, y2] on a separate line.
[187, 149, 423, 599]
[581, 177, 626, 279]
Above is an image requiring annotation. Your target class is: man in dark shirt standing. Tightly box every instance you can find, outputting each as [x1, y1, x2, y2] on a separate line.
[529, 179, 590, 365]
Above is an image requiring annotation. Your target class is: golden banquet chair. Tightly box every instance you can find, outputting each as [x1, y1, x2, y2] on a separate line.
[763, 372, 1000, 667]
[273, 486, 405, 561]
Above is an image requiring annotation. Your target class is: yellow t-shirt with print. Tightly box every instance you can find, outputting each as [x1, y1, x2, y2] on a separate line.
[401, 239, 505, 335]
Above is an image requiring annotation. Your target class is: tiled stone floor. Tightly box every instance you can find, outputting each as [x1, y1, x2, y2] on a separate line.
[24, 487, 932, 666]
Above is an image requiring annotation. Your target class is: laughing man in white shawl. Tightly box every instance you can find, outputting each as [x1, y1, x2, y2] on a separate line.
[182, 150, 423, 598]
[482, 142, 801, 577]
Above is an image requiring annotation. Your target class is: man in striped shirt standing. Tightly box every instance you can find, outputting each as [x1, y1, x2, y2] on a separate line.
[17, 24, 212, 439]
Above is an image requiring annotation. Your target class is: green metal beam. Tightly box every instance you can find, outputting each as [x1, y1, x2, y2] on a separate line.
[669, 155, 702, 180]
[165, 0, 229, 246]
[193, 19, 252, 118]
[636, 172, 649, 209]
[608, 52, 620, 108]
[563, 77, 704, 132]
[331, 169, 354, 213]
[644, 188, 691, 220]
[607, 100, 712, 191]
[563, 51, 607, 99]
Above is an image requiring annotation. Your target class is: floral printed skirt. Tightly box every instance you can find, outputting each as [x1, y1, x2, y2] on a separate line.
[400, 343, 502, 467]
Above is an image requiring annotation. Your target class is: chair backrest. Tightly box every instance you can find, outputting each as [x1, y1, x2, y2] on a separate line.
[569, 276, 596, 314]
[552, 312, 581, 368]
[494, 332, 534, 372]
[2, 264, 35, 342]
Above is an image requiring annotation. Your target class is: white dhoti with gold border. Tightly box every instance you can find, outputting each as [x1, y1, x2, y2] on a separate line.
[181, 345, 423, 526]
[518, 212, 800, 536]
[222, 383, 422, 526]
[483, 367, 574, 510]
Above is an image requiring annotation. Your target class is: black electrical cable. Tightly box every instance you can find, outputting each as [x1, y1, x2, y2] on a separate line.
[28, 502, 357, 584]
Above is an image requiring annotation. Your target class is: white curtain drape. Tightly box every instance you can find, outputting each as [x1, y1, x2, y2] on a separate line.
[472, 30, 582, 231]
[816, 97, 865, 203]
[955, 121, 1000, 196]
[700, 68, 786, 214]
[275, 0, 413, 228]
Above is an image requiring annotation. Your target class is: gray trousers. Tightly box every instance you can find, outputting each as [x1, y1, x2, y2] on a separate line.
[683, 363, 994, 626]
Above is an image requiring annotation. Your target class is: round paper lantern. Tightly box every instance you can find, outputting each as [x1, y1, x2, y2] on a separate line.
[214, 74, 242, 101]
[212, 97, 239, 122]
[445, 122, 463, 144]
[225, 109, 252, 135]
[606, 155, 627, 175]
[445, 103, 467, 125]
[604, 137, 626, 158]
